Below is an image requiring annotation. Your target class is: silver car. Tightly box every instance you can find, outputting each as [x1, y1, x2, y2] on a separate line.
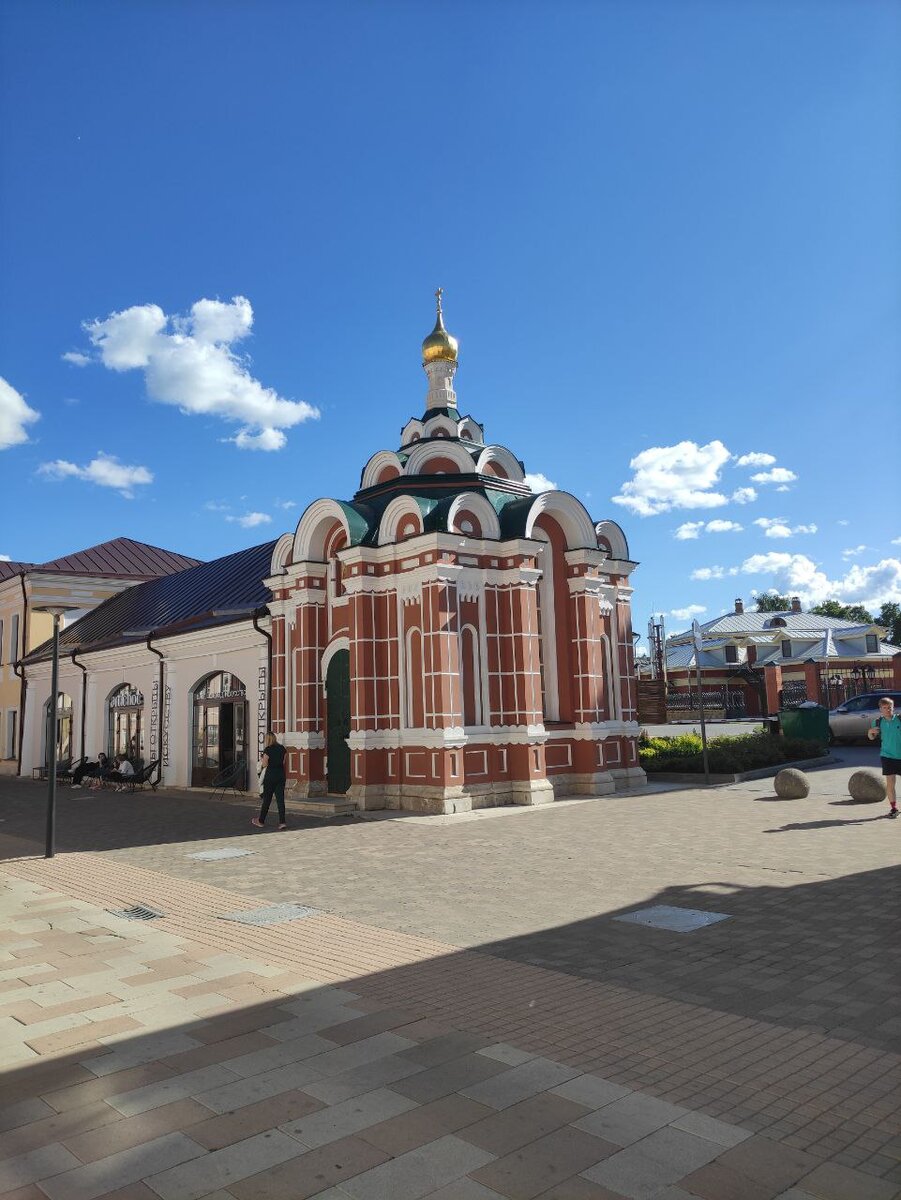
[828, 691, 901, 743]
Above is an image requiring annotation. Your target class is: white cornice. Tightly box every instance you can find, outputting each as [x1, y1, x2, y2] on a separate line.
[283, 731, 326, 750]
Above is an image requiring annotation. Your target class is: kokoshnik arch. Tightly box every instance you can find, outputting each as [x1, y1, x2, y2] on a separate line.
[18, 296, 645, 811]
[267, 292, 645, 812]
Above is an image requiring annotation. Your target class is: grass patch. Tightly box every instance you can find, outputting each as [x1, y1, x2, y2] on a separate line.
[639, 730, 828, 774]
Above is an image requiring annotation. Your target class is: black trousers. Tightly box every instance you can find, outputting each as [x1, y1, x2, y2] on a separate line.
[72, 761, 98, 785]
[259, 776, 286, 823]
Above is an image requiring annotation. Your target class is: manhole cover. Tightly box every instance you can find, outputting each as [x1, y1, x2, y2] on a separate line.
[108, 905, 165, 922]
[218, 903, 320, 926]
[187, 847, 253, 861]
[613, 905, 731, 933]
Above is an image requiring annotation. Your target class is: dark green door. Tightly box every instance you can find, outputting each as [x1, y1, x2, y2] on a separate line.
[326, 649, 351, 794]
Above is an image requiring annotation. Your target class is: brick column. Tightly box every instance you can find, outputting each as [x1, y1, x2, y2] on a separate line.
[764, 664, 782, 715]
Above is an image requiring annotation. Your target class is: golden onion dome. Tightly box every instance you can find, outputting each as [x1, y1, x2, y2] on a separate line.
[422, 288, 459, 364]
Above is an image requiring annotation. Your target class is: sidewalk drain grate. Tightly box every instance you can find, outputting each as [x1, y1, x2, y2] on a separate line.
[613, 905, 731, 933]
[108, 905, 165, 922]
[187, 847, 253, 861]
[218, 903, 320, 926]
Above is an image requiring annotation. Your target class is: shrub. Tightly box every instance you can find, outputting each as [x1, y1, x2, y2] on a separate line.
[640, 730, 827, 774]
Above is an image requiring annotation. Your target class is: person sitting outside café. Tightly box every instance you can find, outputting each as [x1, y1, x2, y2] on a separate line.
[71, 755, 100, 787]
[85, 754, 111, 790]
[102, 756, 134, 791]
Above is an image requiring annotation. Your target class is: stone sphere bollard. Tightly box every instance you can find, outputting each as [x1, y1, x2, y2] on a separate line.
[774, 768, 810, 799]
[848, 769, 887, 803]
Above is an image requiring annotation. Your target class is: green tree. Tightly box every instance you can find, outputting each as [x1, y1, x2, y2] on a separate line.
[878, 602, 901, 646]
[810, 600, 873, 623]
[755, 594, 792, 613]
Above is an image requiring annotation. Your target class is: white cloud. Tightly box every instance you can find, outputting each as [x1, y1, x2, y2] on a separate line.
[838, 519, 850, 527]
[0, 554, 10, 562]
[76, 296, 319, 450]
[690, 565, 739, 580]
[204, 501, 231, 512]
[732, 487, 757, 505]
[736, 452, 776, 468]
[715, 551, 901, 611]
[275, 500, 297, 510]
[753, 517, 817, 539]
[37, 452, 153, 498]
[0, 377, 40, 450]
[841, 545, 867, 559]
[670, 604, 707, 620]
[228, 427, 287, 452]
[675, 518, 742, 540]
[61, 351, 91, 366]
[226, 511, 271, 528]
[751, 467, 797, 485]
[892, 536, 901, 546]
[612, 440, 731, 516]
[674, 522, 704, 541]
[524, 472, 557, 493]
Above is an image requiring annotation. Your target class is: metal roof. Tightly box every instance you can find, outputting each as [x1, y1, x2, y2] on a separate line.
[25, 540, 277, 663]
[34, 537, 200, 578]
[0, 560, 36, 582]
[670, 609, 888, 640]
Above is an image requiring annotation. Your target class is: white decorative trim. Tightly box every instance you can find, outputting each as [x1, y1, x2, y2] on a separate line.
[293, 498, 352, 564]
[269, 532, 294, 576]
[342, 560, 541, 599]
[405, 439, 474, 477]
[320, 637, 350, 691]
[282, 731, 325, 749]
[447, 492, 502, 540]
[595, 519, 630, 561]
[378, 494, 424, 546]
[400, 418, 424, 446]
[361, 450, 404, 490]
[544, 721, 640, 740]
[475, 445, 526, 483]
[421, 414, 459, 439]
[345, 724, 549, 750]
[525, 490, 597, 550]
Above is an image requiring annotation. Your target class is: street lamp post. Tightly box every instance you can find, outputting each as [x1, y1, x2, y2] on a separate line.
[35, 605, 76, 859]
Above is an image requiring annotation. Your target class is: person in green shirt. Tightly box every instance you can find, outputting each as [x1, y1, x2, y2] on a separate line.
[867, 697, 901, 818]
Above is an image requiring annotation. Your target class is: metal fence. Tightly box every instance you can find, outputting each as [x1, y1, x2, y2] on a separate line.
[667, 687, 747, 715]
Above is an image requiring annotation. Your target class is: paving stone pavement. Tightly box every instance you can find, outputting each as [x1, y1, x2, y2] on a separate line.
[0, 759, 898, 1199]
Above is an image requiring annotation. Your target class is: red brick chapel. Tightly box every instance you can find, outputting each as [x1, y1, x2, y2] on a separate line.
[264, 294, 644, 812]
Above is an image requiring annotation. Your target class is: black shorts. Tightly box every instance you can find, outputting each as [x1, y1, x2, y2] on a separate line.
[881, 757, 901, 777]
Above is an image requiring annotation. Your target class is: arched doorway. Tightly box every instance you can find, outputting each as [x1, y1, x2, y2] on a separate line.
[108, 685, 144, 763]
[44, 692, 73, 767]
[191, 672, 247, 789]
[326, 649, 350, 794]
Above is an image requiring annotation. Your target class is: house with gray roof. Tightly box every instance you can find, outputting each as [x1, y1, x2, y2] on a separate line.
[662, 597, 900, 716]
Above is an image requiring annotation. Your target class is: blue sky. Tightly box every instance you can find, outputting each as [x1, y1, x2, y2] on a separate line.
[1, 0, 899, 642]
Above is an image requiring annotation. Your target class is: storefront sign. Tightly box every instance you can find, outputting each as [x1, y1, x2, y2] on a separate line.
[162, 685, 172, 767]
[110, 688, 144, 709]
[257, 666, 268, 757]
[149, 681, 159, 759]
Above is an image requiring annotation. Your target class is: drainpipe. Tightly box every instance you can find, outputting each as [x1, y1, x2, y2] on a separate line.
[70, 650, 88, 759]
[146, 635, 165, 785]
[252, 608, 273, 742]
[14, 570, 28, 775]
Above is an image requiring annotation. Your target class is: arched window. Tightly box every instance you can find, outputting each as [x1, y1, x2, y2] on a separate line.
[534, 516, 575, 722]
[192, 672, 247, 789]
[108, 685, 145, 761]
[405, 628, 425, 728]
[460, 624, 482, 726]
[44, 692, 73, 767]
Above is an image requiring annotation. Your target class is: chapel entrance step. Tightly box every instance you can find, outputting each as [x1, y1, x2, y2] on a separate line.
[291, 796, 356, 818]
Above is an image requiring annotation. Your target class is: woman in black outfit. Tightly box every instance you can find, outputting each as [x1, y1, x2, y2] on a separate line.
[251, 733, 287, 830]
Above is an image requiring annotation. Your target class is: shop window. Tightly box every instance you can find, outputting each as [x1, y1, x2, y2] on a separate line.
[108, 685, 145, 761]
[725, 645, 738, 664]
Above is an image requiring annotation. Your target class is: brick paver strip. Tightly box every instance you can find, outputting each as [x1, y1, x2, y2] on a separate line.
[1, 849, 900, 1190]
